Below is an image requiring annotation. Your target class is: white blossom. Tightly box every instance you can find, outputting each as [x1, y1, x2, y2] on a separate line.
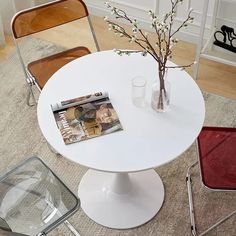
[132, 27, 138, 33]
[150, 24, 154, 29]
[130, 36, 136, 43]
[104, 2, 195, 72]
[111, 7, 116, 15]
[104, 2, 110, 8]
[148, 10, 153, 16]
[141, 50, 148, 56]
[152, 17, 157, 24]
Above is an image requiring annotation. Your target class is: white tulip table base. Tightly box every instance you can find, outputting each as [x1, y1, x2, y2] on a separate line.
[78, 169, 164, 229]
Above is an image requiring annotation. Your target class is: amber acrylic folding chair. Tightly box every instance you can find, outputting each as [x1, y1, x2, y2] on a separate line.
[186, 127, 236, 235]
[11, 0, 100, 106]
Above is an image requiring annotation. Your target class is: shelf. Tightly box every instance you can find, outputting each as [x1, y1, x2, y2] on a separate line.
[194, 0, 236, 79]
[201, 45, 236, 67]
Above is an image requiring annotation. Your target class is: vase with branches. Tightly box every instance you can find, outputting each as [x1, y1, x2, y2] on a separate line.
[104, 0, 196, 112]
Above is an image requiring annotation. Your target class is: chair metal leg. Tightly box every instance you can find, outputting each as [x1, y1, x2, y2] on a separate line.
[200, 209, 236, 236]
[38, 222, 81, 236]
[64, 220, 81, 236]
[26, 84, 37, 106]
[43, 200, 80, 236]
[186, 162, 236, 236]
[186, 161, 198, 236]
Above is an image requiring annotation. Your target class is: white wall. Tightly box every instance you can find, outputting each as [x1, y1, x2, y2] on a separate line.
[217, 0, 236, 30]
[0, 0, 235, 45]
[85, 0, 236, 44]
[0, 0, 48, 35]
[14, 0, 35, 11]
[0, 0, 16, 34]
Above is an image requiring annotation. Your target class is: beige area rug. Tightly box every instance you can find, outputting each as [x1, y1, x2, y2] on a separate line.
[0, 38, 235, 236]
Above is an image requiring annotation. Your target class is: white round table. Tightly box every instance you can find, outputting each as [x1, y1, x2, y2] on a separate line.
[37, 50, 205, 229]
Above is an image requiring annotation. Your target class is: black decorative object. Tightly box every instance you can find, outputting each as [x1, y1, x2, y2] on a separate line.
[214, 25, 236, 53]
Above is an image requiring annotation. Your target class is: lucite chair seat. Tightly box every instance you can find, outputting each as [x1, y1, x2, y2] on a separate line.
[28, 46, 90, 89]
[186, 127, 236, 236]
[0, 228, 28, 236]
[0, 157, 80, 236]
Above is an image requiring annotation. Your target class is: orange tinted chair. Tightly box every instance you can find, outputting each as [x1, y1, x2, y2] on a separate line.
[186, 127, 236, 235]
[11, 0, 100, 105]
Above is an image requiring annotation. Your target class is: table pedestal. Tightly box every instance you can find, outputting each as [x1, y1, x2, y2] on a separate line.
[78, 169, 164, 229]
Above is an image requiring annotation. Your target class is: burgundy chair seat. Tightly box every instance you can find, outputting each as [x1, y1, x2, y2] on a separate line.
[197, 127, 236, 190]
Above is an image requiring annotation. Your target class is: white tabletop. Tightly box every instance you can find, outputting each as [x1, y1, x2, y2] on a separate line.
[37, 50, 205, 173]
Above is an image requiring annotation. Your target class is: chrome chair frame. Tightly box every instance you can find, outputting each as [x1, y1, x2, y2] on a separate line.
[186, 137, 236, 236]
[11, 0, 100, 106]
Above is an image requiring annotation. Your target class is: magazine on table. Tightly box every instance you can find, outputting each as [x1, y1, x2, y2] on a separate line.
[51, 92, 123, 145]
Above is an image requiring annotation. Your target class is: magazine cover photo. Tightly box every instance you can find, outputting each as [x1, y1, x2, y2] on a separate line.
[53, 97, 123, 144]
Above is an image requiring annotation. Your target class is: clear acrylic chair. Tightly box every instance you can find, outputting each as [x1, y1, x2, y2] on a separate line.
[11, 0, 100, 106]
[186, 126, 236, 236]
[0, 156, 80, 236]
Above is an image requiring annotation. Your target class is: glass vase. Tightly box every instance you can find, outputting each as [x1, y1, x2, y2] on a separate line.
[151, 80, 171, 112]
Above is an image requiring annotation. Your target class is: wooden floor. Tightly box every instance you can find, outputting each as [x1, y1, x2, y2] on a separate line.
[1, 15, 235, 99]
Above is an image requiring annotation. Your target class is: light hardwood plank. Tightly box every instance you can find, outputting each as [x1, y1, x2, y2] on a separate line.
[0, 15, 235, 99]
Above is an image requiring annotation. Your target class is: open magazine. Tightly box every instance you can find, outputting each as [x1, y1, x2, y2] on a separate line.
[51, 92, 123, 145]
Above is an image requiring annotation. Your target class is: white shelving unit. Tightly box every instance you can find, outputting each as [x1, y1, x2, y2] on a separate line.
[193, 0, 236, 79]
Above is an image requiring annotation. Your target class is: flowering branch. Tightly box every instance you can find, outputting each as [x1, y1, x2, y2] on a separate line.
[104, 0, 196, 72]
[104, 0, 196, 111]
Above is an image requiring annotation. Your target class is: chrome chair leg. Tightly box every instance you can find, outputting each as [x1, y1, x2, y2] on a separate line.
[26, 84, 37, 106]
[37, 220, 81, 235]
[186, 162, 236, 236]
[64, 220, 81, 236]
[43, 199, 80, 236]
[186, 161, 198, 236]
[200, 209, 236, 236]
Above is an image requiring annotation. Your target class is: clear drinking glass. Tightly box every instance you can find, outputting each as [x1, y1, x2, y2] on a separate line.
[131, 76, 146, 107]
